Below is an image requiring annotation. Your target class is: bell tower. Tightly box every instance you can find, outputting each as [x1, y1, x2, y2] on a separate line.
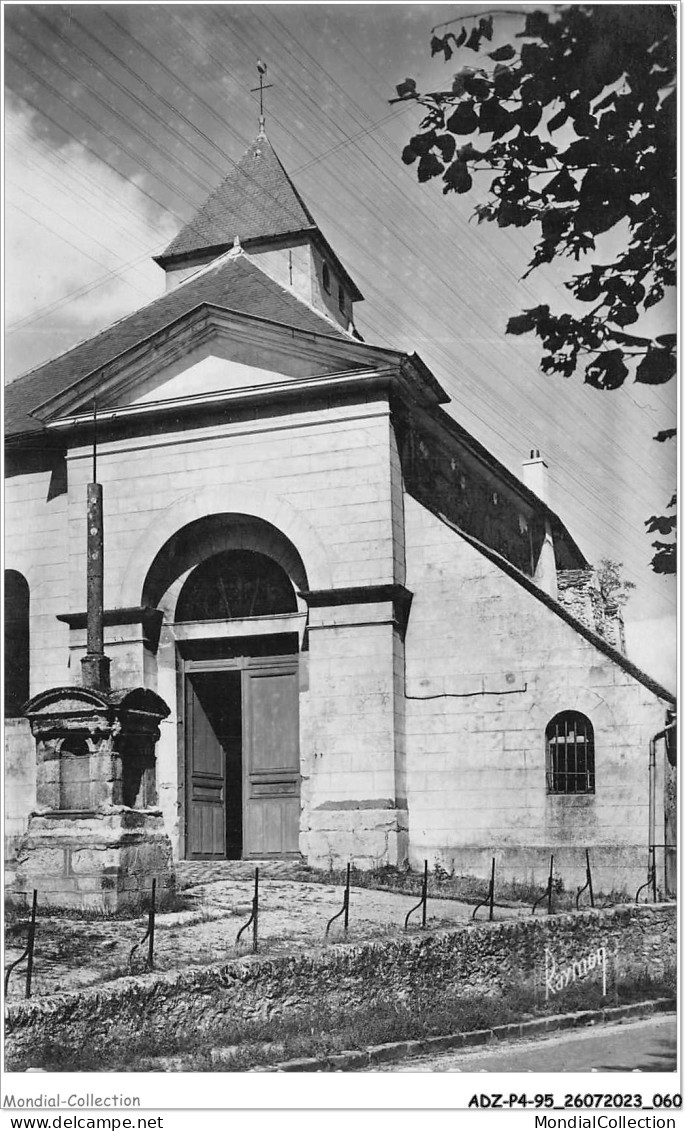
[154, 64, 363, 334]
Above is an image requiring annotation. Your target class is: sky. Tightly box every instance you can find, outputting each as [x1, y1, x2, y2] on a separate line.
[3, 2, 677, 688]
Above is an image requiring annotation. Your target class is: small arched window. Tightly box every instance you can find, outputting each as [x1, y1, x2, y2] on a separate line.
[59, 736, 91, 811]
[322, 262, 331, 293]
[546, 711, 595, 794]
[5, 570, 30, 717]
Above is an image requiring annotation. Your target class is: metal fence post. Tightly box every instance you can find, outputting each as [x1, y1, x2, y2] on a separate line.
[489, 857, 495, 921]
[253, 867, 259, 952]
[547, 853, 554, 915]
[576, 849, 595, 910]
[405, 859, 428, 930]
[325, 862, 351, 939]
[236, 867, 259, 953]
[148, 878, 156, 969]
[4, 889, 38, 1000]
[473, 858, 496, 922]
[532, 855, 554, 916]
[25, 888, 38, 998]
[344, 862, 350, 933]
[129, 878, 157, 971]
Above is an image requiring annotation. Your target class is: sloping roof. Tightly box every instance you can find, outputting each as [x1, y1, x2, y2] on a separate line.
[440, 512, 676, 705]
[4, 252, 351, 438]
[156, 133, 318, 264]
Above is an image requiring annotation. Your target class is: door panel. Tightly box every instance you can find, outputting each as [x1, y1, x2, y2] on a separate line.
[185, 671, 242, 860]
[243, 661, 300, 857]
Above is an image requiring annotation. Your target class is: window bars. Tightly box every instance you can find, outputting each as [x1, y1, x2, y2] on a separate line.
[546, 711, 595, 794]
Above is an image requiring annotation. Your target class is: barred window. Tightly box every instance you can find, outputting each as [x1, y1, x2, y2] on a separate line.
[546, 711, 595, 794]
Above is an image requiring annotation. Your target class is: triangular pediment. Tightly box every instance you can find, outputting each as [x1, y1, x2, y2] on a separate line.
[120, 354, 314, 407]
[7, 252, 448, 438]
[5, 250, 369, 437]
[34, 302, 380, 424]
[105, 333, 359, 413]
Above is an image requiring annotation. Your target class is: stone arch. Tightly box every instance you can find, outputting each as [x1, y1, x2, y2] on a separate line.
[176, 550, 298, 622]
[142, 514, 309, 622]
[545, 710, 595, 795]
[119, 484, 332, 608]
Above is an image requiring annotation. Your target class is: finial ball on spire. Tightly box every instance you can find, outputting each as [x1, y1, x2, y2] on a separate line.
[251, 61, 273, 132]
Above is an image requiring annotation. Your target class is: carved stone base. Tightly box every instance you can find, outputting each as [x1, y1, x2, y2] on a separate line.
[15, 684, 174, 912]
[13, 808, 175, 913]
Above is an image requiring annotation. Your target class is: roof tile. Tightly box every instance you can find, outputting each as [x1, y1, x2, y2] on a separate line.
[5, 253, 349, 438]
[158, 134, 317, 262]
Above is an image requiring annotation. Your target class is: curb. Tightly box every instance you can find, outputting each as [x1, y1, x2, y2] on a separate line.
[250, 997, 676, 1073]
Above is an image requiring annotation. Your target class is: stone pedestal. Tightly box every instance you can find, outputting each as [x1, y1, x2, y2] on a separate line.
[14, 686, 175, 913]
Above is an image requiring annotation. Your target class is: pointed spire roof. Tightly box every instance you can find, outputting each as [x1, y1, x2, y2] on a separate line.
[156, 133, 319, 266]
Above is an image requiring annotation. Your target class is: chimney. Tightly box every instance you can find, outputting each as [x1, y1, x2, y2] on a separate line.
[522, 449, 548, 503]
[522, 449, 557, 599]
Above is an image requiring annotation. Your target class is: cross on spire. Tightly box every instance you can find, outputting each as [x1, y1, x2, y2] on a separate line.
[251, 60, 273, 136]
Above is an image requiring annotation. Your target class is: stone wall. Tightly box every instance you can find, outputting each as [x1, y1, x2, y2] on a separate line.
[5, 903, 676, 1062]
[403, 497, 671, 894]
[5, 386, 406, 866]
[556, 569, 625, 652]
[4, 719, 35, 863]
[5, 459, 70, 693]
[4, 365, 671, 884]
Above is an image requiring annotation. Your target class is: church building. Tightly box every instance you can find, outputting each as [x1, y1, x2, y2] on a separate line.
[5, 119, 676, 902]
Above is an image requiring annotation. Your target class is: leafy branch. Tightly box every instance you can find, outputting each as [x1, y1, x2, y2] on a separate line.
[397, 5, 676, 571]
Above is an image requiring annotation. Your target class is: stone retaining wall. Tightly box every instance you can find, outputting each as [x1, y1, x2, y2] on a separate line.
[5, 903, 675, 1062]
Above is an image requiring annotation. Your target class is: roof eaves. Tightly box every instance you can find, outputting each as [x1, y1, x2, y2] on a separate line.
[9, 248, 241, 408]
[27, 304, 216, 421]
[155, 228, 365, 305]
[429, 405, 588, 566]
[28, 296, 364, 426]
[153, 225, 320, 269]
[437, 511, 675, 704]
[400, 353, 450, 405]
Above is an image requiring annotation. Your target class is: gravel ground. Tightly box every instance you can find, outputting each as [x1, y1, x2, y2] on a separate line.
[4, 860, 527, 1001]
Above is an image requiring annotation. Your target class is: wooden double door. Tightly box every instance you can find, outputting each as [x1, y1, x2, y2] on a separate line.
[184, 655, 300, 859]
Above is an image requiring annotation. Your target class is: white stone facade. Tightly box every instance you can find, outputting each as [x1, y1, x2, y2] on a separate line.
[4, 128, 674, 899]
[5, 344, 674, 896]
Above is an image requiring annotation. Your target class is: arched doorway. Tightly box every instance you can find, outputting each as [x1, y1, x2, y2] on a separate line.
[143, 517, 307, 860]
[4, 570, 30, 717]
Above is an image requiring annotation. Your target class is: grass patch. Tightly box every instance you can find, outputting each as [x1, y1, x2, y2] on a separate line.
[291, 862, 631, 911]
[4, 889, 195, 923]
[8, 964, 675, 1073]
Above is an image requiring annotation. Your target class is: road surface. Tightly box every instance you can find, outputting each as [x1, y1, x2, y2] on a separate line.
[370, 1015, 677, 1073]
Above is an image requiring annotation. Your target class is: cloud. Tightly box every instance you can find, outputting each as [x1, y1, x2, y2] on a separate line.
[4, 101, 178, 380]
